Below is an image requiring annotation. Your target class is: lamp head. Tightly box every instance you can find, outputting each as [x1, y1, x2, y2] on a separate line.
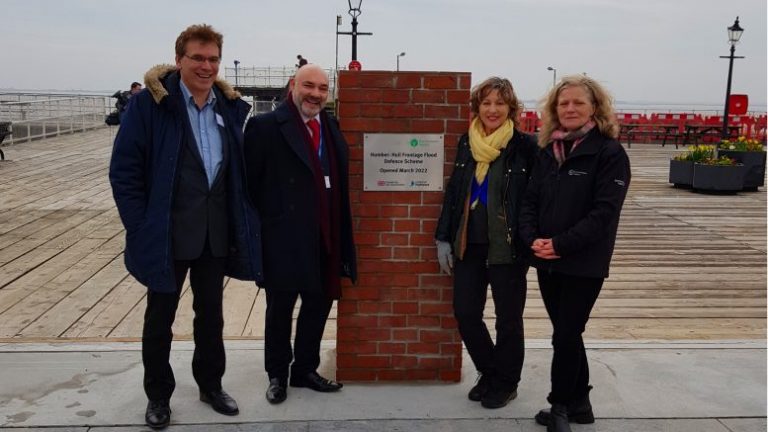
[348, 0, 362, 18]
[728, 16, 744, 44]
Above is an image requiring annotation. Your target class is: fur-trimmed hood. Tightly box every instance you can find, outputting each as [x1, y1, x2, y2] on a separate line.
[143, 64, 241, 104]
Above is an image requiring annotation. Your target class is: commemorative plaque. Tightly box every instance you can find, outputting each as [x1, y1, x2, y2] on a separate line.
[363, 134, 444, 191]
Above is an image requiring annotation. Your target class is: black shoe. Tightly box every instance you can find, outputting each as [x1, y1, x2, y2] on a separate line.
[290, 371, 343, 392]
[535, 386, 594, 425]
[199, 389, 239, 416]
[480, 382, 517, 409]
[468, 373, 493, 401]
[547, 403, 572, 432]
[145, 399, 171, 430]
[266, 377, 287, 404]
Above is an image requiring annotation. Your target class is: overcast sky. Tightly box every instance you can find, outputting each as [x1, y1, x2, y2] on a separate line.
[3, 0, 766, 108]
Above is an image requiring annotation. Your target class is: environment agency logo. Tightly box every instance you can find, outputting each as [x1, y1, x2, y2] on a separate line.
[409, 138, 419, 147]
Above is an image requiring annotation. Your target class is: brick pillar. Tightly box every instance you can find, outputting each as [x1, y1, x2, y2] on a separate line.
[336, 70, 471, 382]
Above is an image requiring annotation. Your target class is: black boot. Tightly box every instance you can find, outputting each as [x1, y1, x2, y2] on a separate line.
[547, 403, 572, 432]
[535, 386, 594, 425]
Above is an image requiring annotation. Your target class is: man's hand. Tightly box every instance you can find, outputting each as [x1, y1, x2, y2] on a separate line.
[531, 238, 560, 260]
[436, 241, 454, 275]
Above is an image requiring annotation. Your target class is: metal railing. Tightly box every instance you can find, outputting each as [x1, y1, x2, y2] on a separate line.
[224, 66, 341, 97]
[0, 93, 112, 144]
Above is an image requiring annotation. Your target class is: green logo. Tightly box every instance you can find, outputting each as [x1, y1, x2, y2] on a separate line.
[409, 139, 418, 147]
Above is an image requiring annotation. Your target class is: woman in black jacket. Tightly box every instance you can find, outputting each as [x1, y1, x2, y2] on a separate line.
[519, 75, 631, 432]
[435, 77, 538, 409]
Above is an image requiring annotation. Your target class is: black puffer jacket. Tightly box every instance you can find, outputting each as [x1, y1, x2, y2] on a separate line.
[435, 130, 538, 260]
[518, 129, 631, 278]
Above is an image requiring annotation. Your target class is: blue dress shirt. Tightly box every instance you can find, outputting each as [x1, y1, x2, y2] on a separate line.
[180, 81, 223, 187]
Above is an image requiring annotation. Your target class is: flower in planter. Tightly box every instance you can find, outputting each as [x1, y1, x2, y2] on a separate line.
[699, 155, 737, 166]
[674, 144, 715, 162]
[719, 136, 765, 152]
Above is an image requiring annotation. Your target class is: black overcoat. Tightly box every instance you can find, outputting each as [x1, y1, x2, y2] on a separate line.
[243, 101, 356, 293]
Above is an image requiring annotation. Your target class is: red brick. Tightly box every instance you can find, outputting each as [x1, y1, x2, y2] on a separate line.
[412, 119, 444, 133]
[391, 192, 422, 204]
[393, 247, 420, 260]
[343, 131, 363, 146]
[392, 104, 424, 118]
[408, 316, 441, 327]
[392, 273, 419, 287]
[420, 329, 456, 343]
[392, 355, 418, 369]
[338, 71, 361, 87]
[440, 369, 462, 382]
[338, 88, 383, 103]
[379, 118, 413, 133]
[337, 341, 378, 354]
[394, 73, 422, 88]
[421, 219, 438, 234]
[424, 75, 458, 89]
[394, 219, 420, 232]
[379, 315, 407, 327]
[353, 204, 380, 217]
[393, 329, 418, 341]
[348, 160, 363, 175]
[359, 328, 392, 341]
[379, 342, 406, 354]
[337, 327, 358, 341]
[447, 119, 468, 134]
[355, 274, 393, 287]
[358, 301, 393, 314]
[342, 117, 384, 132]
[355, 232, 380, 245]
[336, 353, 358, 368]
[360, 191, 392, 203]
[359, 73, 396, 88]
[377, 370, 408, 380]
[357, 246, 392, 259]
[360, 104, 394, 118]
[381, 233, 408, 246]
[447, 90, 469, 104]
[421, 192, 444, 205]
[337, 369, 378, 381]
[407, 342, 440, 354]
[418, 357, 455, 369]
[392, 301, 419, 314]
[344, 287, 382, 300]
[383, 287, 408, 299]
[409, 205, 441, 218]
[358, 219, 393, 232]
[337, 102, 361, 118]
[381, 89, 411, 103]
[381, 205, 409, 217]
[459, 74, 472, 90]
[460, 105, 472, 120]
[419, 275, 451, 288]
[444, 134, 459, 147]
[356, 355, 392, 368]
[338, 315, 378, 328]
[440, 316, 459, 329]
[424, 105, 459, 119]
[413, 90, 445, 103]
[420, 303, 454, 315]
[441, 342, 463, 355]
[410, 233, 437, 247]
[337, 301, 358, 314]
[406, 369, 439, 380]
[406, 288, 441, 301]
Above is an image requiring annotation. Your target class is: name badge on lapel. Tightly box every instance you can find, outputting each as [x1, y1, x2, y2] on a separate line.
[324, 176, 331, 189]
[215, 113, 225, 127]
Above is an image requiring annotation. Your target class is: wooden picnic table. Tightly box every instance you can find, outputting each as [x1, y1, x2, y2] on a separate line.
[681, 124, 741, 147]
[621, 123, 682, 148]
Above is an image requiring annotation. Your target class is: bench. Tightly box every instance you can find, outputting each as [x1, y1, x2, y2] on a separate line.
[0, 121, 11, 161]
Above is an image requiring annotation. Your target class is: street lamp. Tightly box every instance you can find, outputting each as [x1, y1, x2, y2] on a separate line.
[547, 66, 557, 87]
[233, 60, 240, 87]
[335, 15, 342, 75]
[720, 16, 745, 140]
[337, 0, 373, 64]
[396, 52, 406, 71]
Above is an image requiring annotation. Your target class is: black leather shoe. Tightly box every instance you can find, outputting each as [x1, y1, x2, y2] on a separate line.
[468, 373, 493, 401]
[290, 371, 343, 392]
[145, 399, 171, 430]
[480, 382, 517, 409]
[266, 377, 287, 404]
[199, 389, 239, 416]
[547, 403, 572, 432]
[535, 386, 594, 425]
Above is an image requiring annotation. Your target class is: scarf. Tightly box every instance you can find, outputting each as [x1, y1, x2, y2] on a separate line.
[468, 117, 513, 208]
[551, 121, 595, 166]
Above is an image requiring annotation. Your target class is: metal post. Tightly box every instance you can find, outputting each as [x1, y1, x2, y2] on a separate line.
[351, 15, 358, 61]
[234, 60, 240, 87]
[721, 44, 735, 140]
[397, 55, 400, 72]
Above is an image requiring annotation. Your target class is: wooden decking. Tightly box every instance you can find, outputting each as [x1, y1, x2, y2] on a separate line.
[0, 129, 765, 342]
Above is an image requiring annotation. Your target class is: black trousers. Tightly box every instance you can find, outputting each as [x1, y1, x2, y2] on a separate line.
[264, 289, 333, 381]
[537, 269, 603, 404]
[142, 245, 226, 401]
[453, 243, 528, 387]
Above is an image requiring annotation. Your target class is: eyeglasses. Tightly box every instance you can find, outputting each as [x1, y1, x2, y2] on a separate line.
[184, 54, 221, 65]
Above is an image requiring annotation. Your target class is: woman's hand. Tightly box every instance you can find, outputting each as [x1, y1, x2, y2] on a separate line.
[531, 238, 560, 260]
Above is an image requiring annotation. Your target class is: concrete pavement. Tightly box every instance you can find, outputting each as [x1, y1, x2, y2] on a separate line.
[0, 340, 765, 431]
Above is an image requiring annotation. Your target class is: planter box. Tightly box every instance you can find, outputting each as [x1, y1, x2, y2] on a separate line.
[669, 159, 694, 187]
[719, 150, 766, 190]
[692, 163, 746, 192]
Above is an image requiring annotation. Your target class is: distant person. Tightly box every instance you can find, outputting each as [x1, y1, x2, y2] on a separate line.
[117, 82, 143, 113]
[243, 63, 356, 405]
[519, 75, 631, 432]
[281, 54, 309, 100]
[109, 23, 262, 430]
[296, 54, 308, 68]
[435, 77, 538, 409]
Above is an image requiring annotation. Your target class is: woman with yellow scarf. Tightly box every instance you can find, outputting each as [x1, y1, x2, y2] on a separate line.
[435, 77, 538, 409]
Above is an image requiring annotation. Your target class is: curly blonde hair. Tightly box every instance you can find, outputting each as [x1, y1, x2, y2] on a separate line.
[470, 77, 523, 125]
[538, 75, 618, 147]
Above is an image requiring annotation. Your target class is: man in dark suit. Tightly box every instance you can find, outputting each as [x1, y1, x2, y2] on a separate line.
[109, 24, 262, 429]
[243, 63, 357, 405]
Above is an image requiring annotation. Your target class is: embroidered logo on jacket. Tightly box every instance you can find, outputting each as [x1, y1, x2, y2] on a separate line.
[568, 169, 588, 176]
[614, 179, 626, 187]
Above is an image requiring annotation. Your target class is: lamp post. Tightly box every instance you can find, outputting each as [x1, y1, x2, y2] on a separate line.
[233, 60, 240, 87]
[396, 52, 406, 71]
[337, 0, 373, 65]
[335, 15, 342, 74]
[547, 66, 557, 87]
[720, 16, 745, 141]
